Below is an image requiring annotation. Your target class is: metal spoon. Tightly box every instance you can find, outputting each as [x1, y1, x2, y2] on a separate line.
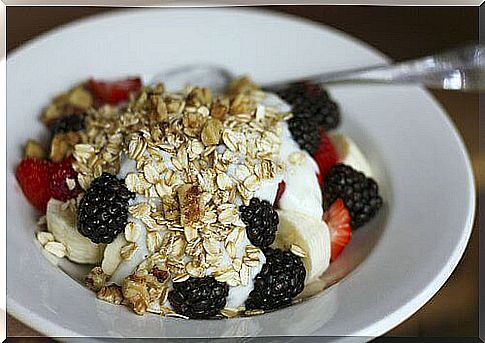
[151, 44, 484, 92]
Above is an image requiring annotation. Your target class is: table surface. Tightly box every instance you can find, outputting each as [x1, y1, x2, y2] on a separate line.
[6, 6, 480, 339]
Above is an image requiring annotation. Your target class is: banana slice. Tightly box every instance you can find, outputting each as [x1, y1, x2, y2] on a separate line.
[329, 133, 374, 178]
[46, 199, 105, 264]
[101, 234, 128, 275]
[274, 210, 331, 284]
[109, 219, 148, 286]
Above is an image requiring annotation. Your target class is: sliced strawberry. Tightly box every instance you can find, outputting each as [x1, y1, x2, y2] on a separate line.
[88, 77, 142, 106]
[313, 130, 338, 185]
[50, 156, 82, 202]
[323, 198, 352, 262]
[274, 180, 286, 207]
[16, 157, 52, 212]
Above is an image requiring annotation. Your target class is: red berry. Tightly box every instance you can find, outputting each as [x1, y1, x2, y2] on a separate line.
[88, 77, 142, 106]
[316, 172, 323, 186]
[323, 198, 352, 262]
[274, 181, 286, 207]
[50, 156, 82, 202]
[16, 157, 52, 212]
[313, 130, 338, 184]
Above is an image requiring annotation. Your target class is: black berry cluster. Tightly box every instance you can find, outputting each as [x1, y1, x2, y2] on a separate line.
[77, 173, 135, 244]
[245, 248, 306, 311]
[323, 164, 383, 229]
[168, 276, 229, 319]
[275, 82, 340, 154]
[240, 198, 279, 249]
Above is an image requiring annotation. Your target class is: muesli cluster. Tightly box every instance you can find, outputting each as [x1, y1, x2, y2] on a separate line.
[17, 75, 382, 319]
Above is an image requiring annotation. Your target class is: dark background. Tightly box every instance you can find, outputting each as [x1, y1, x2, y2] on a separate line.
[6, 6, 480, 339]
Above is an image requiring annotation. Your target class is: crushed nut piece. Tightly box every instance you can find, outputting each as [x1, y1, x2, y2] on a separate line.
[177, 184, 204, 226]
[85, 267, 109, 292]
[24, 140, 46, 159]
[201, 118, 223, 146]
[97, 285, 123, 305]
[50, 134, 71, 162]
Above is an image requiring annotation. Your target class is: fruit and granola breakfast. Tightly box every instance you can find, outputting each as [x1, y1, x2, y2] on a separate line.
[17, 76, 382, 318]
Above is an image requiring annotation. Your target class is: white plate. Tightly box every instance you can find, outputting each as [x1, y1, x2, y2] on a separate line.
[7, 8, 475, 340]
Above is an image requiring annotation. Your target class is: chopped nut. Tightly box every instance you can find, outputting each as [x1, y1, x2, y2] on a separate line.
[201, 119, 223, 146]
[67, 86, 93, 109]
[85, 267, 109, 292]
[122, 275, 150, 315]
[41, 104, 62, 124]
[151, 267, 169, 283]
[210, 100, 229, 120]
[50, 134, 71, 162]
[177, 184, 204, 226]
[24, 140, 46, 159]
[97, 285, 123, 305]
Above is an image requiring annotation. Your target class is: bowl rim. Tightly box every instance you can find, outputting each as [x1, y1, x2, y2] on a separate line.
[6, 7, 476, 339]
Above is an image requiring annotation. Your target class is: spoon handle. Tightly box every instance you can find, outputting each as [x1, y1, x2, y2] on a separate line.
[288, 44, 485, 91]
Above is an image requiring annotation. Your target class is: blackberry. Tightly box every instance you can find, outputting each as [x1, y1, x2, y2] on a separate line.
[287, 117, 322, 155]
[323, 164, 383, 229]
[240, 198, 279, 249]
[77, 173, 135, 244]
[245, 248, 306, 311]
[168, 276, 229, 319]
[276, 82, 340, 131]
[51, 114, 86, 134]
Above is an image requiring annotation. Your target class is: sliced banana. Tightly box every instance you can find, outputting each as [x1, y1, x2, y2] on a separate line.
[329, 133, 374, 178]
[46, 199, 105, 264]
[109, 218, 148, 286]
[101, 234, 128, 275]
[274, 209, 331, 284]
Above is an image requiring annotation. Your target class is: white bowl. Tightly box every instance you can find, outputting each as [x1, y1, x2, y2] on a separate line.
[7, 8, 475, 340]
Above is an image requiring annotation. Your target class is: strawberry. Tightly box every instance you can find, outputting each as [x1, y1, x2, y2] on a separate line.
[16, 157, 52, 212]
[323, 198, 352, 262]
[88, 77, 142, 106]
[50, 156, 82, 202]
[274, 180, 286, 207]
[316, 172, 323, 186]
[313, 130, 338, 185]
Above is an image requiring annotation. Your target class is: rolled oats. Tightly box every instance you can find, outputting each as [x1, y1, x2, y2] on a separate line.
[121, 243, 139, 260]
[36, 231, 54, 246]
[124, 222, 141, 242]
[44, 241, 67, 258]
[290, 244, 307, 258]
